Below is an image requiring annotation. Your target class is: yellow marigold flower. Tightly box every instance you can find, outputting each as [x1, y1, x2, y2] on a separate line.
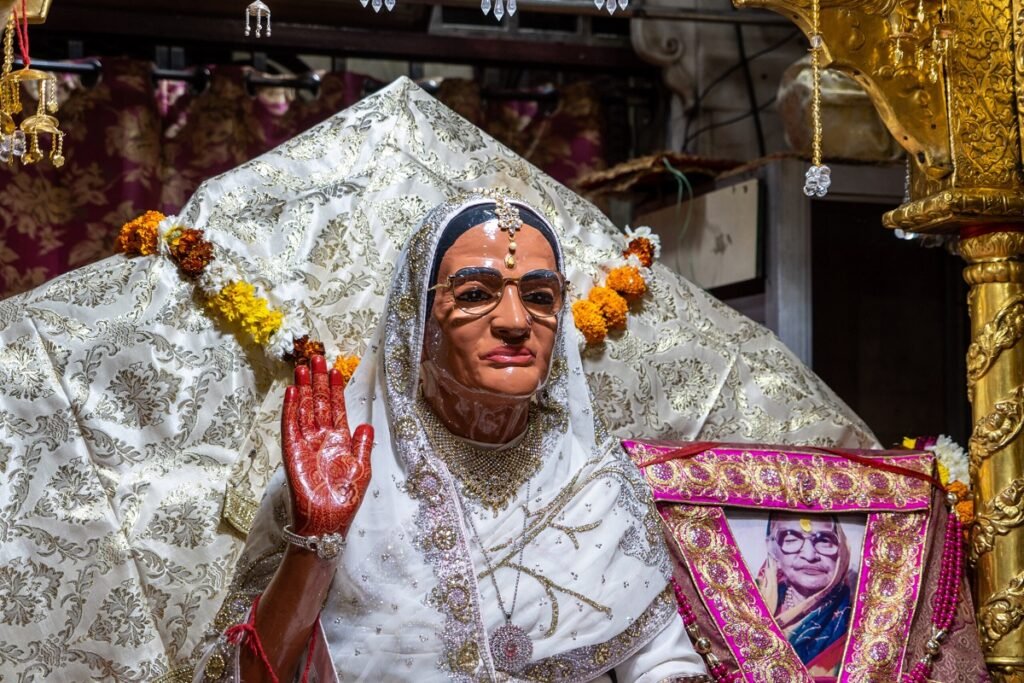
[588, 286, 628, 330]
[333, 355, 361, 386]
[115, 210, 166, 256]
[936, 460, 951, 486]
[207, 280, 284, 346]
[572, 299, 607, 345]
[606, 265, 647, 301]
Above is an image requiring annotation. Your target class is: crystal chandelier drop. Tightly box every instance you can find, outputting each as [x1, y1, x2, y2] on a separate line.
[351, 0, 631, 18]
[478, 0, 630, 18]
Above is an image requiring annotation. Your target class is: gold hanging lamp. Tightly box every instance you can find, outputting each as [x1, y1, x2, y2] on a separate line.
[0, 1, 64, 168]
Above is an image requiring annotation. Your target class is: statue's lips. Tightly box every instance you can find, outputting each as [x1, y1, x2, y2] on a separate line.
[482, 346, 535, 365]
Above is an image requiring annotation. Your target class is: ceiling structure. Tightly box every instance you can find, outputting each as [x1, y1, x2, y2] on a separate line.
[29, 0, 650, 72]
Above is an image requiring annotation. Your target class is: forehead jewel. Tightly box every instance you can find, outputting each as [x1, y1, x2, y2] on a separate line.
[494, 194, 523, 269]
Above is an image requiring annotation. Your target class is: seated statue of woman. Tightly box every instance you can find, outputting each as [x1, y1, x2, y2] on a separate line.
[195, 191, 709, 682]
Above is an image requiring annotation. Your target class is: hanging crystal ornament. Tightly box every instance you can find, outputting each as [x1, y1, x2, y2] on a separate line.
[494, 0, 505, 20]
[481, 0, 492, 14]
[0, 6, 65, 169]
[802, 0, 831, 198]
[508, 0, 517, 17]
[244, 1, 271, 38]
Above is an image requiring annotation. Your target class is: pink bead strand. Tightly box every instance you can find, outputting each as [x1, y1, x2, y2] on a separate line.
[900, 499, 964, 683]
[670, 576, 740, 683]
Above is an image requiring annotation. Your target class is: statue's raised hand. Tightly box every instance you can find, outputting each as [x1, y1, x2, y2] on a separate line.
[282, 355, 373, 538]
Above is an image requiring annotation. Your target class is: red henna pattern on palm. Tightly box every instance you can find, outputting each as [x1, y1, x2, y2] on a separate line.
[282, 355, 373, 538]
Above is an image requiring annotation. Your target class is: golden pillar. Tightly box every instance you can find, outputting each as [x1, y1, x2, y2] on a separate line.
[730, 0, 1024, 677]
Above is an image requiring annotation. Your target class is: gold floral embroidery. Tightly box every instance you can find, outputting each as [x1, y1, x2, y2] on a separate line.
[631, 443, 934, 511]
[841, 511, 929, 682]
[660, 504, 812, 683]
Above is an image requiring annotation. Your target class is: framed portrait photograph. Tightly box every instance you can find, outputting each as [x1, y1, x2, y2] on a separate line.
[622, 439, 988, 683]
[727, 510, 866, 677]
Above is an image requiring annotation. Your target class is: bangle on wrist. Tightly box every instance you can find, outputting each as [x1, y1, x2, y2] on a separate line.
[282, 524, 346, 561]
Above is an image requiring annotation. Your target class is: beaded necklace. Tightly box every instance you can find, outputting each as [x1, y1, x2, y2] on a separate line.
[418, 400, 543, 512]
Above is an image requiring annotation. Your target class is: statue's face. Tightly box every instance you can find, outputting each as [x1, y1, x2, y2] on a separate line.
[768, 517, 842, 597]
[427, 223, 559, 399]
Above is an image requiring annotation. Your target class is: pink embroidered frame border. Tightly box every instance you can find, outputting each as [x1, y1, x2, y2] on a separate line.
[626, 441, 935, 683]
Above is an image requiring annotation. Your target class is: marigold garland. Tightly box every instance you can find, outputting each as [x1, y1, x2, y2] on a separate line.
[115, 210, 166, 256]
[116, 212, 361, 374]
[206, 281, 285, 346]
[571, 300, 608, 345]
[903, 435, 973, 525]
[285, 335, 327, 365]
[606, 265, 647, 301]
[588, 286, 628, 330]
[167, 227, 216, 278]
[571, 225, 660, 345]
[333, 355, 361, 386]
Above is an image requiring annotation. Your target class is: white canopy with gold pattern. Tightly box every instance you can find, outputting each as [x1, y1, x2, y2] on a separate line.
[0, 78, 875, 682]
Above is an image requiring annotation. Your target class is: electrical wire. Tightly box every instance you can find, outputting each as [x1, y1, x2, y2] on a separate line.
[682, 94, 778, 150]
[681, 29, 799, 150]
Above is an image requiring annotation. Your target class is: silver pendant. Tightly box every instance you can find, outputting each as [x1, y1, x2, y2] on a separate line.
[490, 623, 533, 673]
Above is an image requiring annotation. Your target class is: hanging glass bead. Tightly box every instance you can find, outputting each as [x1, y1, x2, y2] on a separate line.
[494, 0, 505, 20]
[0, 134, 10, 163]
[617, 0, 628, 10]
[371, 0, 383, 12]
[605, 0, 616, 13]
[802, 164, 831, 198]
[11, 128, 25, 157]
[481, 0, 492, 15]
[508, 0, 517, 16]
[384, 0, 396, 11]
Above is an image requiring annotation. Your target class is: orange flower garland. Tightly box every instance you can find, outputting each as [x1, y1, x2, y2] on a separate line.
[624, 237, 656, 268]
[167, 227, 215, 278]
[115, 211, 360, 373]
[333, 355, 361, 386]
[571, 300, 608, 345]
[285, 335, 327, 365]
[115, 210, 165, 256]
[572, 225, 660, 345]
[606, 265, 647, 301]
[588, 286, 628, 330]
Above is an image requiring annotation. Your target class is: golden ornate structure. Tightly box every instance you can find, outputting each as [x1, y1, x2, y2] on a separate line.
[731, 0, 1024, 677]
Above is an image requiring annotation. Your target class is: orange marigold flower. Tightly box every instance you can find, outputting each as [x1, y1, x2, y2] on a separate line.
[624, 237, 656, 268]
[956, 499, 974, 525]
[572, 299, 607, 345]
[167, 228, 215, 278]
[588, 286, 628, 330]
[947, 480, 969, 500]
[606, 265, 647, 301]
[115, 211, 166, 256]
[285, 335, 326, 365]
[333, 355, 361, 386]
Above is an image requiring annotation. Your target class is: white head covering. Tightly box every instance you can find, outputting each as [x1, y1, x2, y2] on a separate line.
[217, 191, 677, 682]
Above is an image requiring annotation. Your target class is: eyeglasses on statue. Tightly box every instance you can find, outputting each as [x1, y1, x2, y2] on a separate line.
[430, 267, 566, 319]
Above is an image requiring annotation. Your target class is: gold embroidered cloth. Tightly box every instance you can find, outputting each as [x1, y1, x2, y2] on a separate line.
[0, 78, 875, 681]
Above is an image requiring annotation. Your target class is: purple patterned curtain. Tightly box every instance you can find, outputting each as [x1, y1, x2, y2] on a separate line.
[0, 63, 603, 299]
